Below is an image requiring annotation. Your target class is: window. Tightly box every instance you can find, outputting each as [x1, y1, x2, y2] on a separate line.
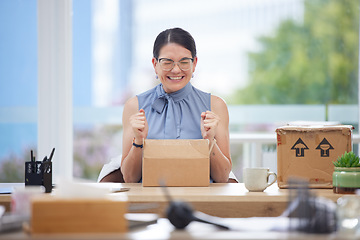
[0, 0, 38, 182]
[1, 0, 358, 182]
[72, 0, 131, 179]
[72, 0, 359, 181]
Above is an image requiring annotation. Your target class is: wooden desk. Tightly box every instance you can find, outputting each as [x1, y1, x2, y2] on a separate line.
[0, 183, 355, 239]
[105, 183, 344, 218]
[0, 183, 344, 218]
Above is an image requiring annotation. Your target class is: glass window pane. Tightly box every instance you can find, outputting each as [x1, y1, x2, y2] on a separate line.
[0, 0, 38, 182]
[135, 0, 359, 181]
[73, 0, 359, 181]
[73, 0, 131, 180]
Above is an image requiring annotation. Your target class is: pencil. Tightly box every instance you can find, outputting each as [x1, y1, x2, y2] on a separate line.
[49, 148, 55, 162]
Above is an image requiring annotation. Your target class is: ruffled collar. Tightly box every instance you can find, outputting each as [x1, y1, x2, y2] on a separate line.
[152, 82, 192, 113]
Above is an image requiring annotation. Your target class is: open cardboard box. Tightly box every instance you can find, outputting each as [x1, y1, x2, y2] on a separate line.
[142, 139, 210, 187]
[276, 124, 354, 188]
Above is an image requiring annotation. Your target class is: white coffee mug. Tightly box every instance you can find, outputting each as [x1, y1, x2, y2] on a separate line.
[243, 167, 277, 192]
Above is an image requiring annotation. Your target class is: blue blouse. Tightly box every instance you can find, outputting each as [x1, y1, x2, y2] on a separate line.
[137, 82, 211, 139]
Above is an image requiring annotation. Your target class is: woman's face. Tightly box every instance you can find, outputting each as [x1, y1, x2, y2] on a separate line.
[152, 43, 197, 93]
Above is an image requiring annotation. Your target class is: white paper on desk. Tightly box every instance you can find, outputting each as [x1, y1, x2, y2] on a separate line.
[220, 217, 290, 232]
[56, 178, 109, 199]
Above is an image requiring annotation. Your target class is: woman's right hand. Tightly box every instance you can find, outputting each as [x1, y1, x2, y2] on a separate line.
[129, 109, 148, 142]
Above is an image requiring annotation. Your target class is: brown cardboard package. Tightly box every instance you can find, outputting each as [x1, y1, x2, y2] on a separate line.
[142, 139, 210, 187]
[276, 124, 353, 188]
[31, 196, 127, 234]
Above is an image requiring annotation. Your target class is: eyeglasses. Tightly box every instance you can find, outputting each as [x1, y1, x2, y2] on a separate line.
[158, 57, 194, 71]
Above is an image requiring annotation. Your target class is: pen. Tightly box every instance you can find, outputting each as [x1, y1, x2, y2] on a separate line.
[48, 148, 55, 162]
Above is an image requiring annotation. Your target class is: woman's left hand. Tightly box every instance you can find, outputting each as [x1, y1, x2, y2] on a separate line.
[200, 111, 219, 140]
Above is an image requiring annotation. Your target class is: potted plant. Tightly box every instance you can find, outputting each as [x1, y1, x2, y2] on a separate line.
[333, 151, 360, 194]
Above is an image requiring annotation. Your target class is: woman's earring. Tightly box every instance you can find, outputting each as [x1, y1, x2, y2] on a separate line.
[192, 74, 194, 78]
[155, 75, 158, 79]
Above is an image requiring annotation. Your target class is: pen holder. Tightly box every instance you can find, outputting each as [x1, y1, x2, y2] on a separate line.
[25, 161, 52, 193]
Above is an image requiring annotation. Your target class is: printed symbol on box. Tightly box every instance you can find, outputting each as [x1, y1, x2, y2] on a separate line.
[291, 138, 309, 157]
[315, 138, 334, 157]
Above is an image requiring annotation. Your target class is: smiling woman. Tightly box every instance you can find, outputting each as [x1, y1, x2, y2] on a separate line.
[152, 42, 197, 93]
[151, 28, 198, 93]
[99, 28, 234, 184]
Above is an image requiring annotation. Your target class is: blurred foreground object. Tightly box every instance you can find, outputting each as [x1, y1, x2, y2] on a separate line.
[336, 195, 360, 235]
[283, 178, 337, 233]
[30, 180, 127, 234]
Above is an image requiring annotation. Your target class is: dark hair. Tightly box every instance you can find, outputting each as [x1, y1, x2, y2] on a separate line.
[153, 28, 197, 59]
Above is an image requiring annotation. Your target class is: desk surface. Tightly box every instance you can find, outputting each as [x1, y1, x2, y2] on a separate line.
[0, 183, 356, 240]
[106, 183, 343, 218]
[0, 183, 345, 218]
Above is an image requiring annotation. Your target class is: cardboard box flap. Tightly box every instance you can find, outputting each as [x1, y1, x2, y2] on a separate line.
[276, 125, 354, 134]
[144, 139, 209, 159]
